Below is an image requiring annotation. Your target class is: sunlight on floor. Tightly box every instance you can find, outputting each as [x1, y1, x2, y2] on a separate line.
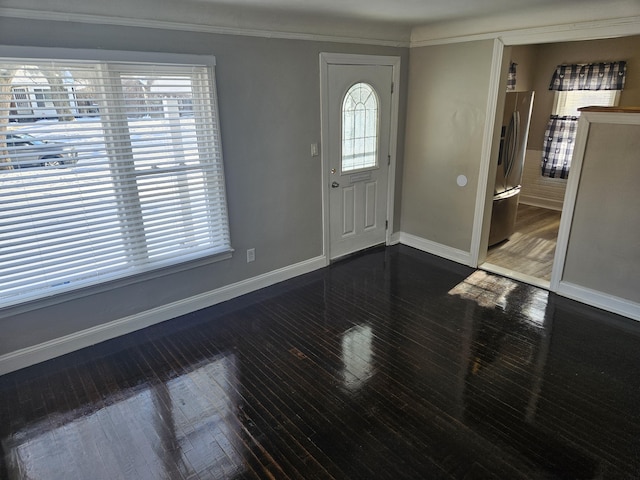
[448, 270, 548, 326]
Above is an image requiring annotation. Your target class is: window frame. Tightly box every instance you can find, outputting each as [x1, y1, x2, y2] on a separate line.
[0, 47, 232, 316]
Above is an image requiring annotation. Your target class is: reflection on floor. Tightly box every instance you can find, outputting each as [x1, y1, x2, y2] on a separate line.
[485, 204, 562, 281]
[2, 245, 640, 479]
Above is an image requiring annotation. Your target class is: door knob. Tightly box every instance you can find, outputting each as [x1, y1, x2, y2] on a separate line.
[331, 181, 340, 188]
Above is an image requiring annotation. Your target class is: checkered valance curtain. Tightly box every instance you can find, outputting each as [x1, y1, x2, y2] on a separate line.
[548, 61, 627, 91]
[506, 62, 517, 91]
[542, 61, 626, 179]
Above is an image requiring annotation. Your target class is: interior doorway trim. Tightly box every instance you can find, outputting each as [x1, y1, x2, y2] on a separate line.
[319, 52, 401, 263]
[469, 38, 505, 268]
[469, 22, 640, 289]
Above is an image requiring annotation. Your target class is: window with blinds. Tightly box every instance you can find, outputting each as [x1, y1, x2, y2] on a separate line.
[552, 90, 620, 117]
[0, 57, 231, 308]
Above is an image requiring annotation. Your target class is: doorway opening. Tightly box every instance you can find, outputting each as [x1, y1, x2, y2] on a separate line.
[478, 35, 640, 290]
[480, 60, 563, 289]
[479, 37, 634, 289]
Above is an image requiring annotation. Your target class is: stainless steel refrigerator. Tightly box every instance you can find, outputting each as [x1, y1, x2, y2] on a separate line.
[488, 91, 534, 246]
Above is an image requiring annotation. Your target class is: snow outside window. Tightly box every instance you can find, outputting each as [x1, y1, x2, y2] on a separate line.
[0, 57, 231, 308]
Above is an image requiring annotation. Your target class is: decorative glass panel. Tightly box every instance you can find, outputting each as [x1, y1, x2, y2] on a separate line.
[341, 83, 378, 172]
[506, 62, 517, 91]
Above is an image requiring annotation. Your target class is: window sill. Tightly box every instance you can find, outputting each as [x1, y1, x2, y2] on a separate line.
[0, 248, 233, 319]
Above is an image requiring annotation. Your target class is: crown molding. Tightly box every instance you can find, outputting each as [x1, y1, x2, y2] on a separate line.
[411, 15, 640, 47]
[4, 6, 636, 50]
[0, 7, 411, 48]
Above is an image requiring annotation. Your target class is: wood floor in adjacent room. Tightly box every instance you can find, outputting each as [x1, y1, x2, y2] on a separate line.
[485, 204, 562, 281]
[2, 245, 640, 479]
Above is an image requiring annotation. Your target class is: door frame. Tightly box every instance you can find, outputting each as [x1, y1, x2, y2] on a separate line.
[472, 21, 640, 291]
[319, 53, 401, 263]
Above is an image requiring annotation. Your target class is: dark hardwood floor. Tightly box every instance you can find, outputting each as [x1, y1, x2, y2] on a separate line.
[485, 204, 562, 281]
[2, 245, 640, 479]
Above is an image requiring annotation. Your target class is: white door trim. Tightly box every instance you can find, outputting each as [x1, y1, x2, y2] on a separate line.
[550, 111, 640, 292]
[469, 38, 505, 268]
[548, 115, 591, 291]
[319, 52, 401, 263]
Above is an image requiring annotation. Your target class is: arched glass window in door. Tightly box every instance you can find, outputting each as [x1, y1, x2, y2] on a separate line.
[342, 82, 378, 172]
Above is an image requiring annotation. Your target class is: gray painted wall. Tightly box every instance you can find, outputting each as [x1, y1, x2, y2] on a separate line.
[401, 40, 495, 252]
[0, 18, 408, 355]
[563, 121, 640, 303]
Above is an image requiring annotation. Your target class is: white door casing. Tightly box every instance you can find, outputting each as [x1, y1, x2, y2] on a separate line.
[320, 54, 400, 261]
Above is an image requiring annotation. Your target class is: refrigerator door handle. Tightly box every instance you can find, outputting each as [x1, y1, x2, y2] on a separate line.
[497, 126, 506, 166]
[504, 111, 520, 178]
[501, 113, 514, 173]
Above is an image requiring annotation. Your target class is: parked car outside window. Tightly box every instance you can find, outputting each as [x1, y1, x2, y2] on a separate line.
[4, 132, 77, 168]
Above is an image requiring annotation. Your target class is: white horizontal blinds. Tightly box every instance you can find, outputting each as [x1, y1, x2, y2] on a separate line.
[555, 90, 618, 117]
[0, 59, 230, 307]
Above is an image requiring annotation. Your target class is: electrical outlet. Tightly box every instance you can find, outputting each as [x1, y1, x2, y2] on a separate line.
[246, 248, 255, 263]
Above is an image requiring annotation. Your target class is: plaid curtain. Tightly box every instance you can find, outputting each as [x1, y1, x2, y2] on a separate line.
[506, 62, 517, 91]
[542, 115, 578, 179]
[542, 60, 626, 178]
[549, 61, 626, 91]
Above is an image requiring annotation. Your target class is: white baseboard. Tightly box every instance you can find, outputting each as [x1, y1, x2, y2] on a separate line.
[399, 232, 472, 266]
[0, 255, 327, 375]
[519, 195, 564, 211]
[557, 281, 640, 322]
[388, 231, 401, 245]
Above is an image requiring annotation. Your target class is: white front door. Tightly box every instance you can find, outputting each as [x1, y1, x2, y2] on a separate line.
[325, 62, 394, 260]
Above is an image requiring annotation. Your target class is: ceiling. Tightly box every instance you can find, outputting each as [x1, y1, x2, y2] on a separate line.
[2, 0, 639, 44]
[183, 0, 585, 25]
